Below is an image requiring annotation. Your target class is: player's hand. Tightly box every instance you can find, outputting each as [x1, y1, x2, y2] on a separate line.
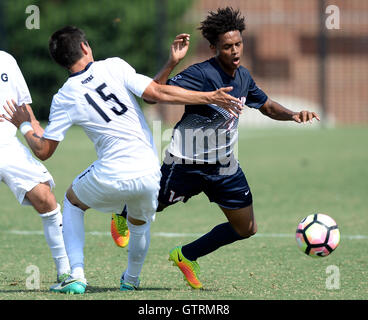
[292, 110, 320, 123]
[212, 87, 244, 118]
[1, 100, 31, 128]
[169, 33, 190, 65]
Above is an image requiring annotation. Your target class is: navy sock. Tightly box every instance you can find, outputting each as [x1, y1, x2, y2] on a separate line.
[118, 205, 127, 218]
[181, 222, 245, 261]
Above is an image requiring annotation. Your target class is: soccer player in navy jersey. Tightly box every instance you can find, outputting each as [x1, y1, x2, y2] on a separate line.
[114, 7, 320, 289]
[158, 7, 320, 289]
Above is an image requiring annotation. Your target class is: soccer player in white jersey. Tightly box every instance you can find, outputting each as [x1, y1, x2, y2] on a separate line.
[2, 26, 243, 294]
[0, 51, 70, 283]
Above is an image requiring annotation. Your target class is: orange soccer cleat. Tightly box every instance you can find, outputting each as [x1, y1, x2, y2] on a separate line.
[111, 213, 130, 248]
[169, 246, 202, 289]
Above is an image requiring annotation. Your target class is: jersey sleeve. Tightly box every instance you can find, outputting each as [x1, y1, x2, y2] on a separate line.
[110, 58, 152, 97]
[245, 74, 268, 109]
[42, 94, 73, 142]
[11, 56, 32, 105]
[167, 65, 205, 91]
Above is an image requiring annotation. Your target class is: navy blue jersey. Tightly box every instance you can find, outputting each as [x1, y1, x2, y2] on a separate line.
[166, 57, 268, 163]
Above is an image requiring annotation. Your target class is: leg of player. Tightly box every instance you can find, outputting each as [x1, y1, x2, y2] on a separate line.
[50, 186, 88, 294]
[25, 182, 70, 282]
[119, 172, 159, 291]
[220, 204, 258, 238]
[169, 204, 256, 289]
[181, 204, 256, 260]
[120, 215, 150, 291]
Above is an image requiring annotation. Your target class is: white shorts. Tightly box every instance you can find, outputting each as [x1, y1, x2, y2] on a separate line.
[72, 163, 161, 223]
[0, 138, 55, 206]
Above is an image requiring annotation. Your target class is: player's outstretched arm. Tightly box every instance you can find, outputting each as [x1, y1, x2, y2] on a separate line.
[0, 103, 42, 134]
[1, 100, 58, 160]
[259, 98, 320, 123]
[142, 82, 243, 118]
[155, 33, 190, 85]
[144, 34, 190, 104]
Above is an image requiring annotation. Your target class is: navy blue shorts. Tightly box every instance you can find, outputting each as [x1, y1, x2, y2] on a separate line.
[158, 161, 253, 210]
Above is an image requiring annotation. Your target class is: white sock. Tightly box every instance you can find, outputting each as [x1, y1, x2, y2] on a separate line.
[123, 220, 151, 286]
[62, 195, 86, 281]
[40, 203, 70, 276]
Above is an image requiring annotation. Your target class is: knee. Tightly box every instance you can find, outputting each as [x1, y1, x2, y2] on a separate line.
[35, 194, 56, 214]
[26, 183, 56, 213]
[249, 222, 258, 237]
[237, 222, 258, 239]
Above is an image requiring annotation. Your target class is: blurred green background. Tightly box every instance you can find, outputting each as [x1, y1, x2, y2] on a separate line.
[1, 0, 194, 120]
[1, 0, 367, 125]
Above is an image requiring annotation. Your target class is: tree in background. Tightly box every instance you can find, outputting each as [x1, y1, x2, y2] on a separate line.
[3, 0, 193, 120]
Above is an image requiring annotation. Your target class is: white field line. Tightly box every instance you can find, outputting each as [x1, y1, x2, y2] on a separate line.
[2, 230, 368, 240]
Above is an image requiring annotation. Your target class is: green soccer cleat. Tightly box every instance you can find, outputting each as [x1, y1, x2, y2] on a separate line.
[168, 246, 202, 289]
[50, 277, 87, 294]
[111, 213, 130, 248]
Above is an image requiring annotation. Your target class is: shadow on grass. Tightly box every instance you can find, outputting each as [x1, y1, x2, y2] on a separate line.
[0, 284, 218, 295]
[87, 286, 176, 293]
[86, 286, 217, 293]
[0, 289, 50, 294]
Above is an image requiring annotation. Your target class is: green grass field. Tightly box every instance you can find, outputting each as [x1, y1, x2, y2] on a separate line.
[0, 125, 367, 301]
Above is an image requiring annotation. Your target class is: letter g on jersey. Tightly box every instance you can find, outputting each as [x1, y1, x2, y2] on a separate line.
[1, 73, 8, 82]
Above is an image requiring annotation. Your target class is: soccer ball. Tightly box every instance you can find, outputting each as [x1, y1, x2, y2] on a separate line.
[295, 213, 340, 257]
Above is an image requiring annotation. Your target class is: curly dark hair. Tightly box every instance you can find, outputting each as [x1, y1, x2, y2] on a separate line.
[198, 7, 245, 45]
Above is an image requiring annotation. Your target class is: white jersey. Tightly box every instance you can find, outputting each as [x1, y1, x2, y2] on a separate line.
[0, 51, 54, 205]
[0, 51, 32, 144]
[43, 57, 160, 179]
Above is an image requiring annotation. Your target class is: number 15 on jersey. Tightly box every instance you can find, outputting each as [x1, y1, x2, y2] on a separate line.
[84, 82, 127, 123]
